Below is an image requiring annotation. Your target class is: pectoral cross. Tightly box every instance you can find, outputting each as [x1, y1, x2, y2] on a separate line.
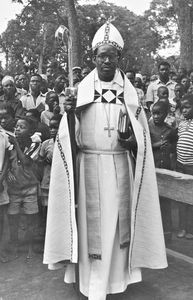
[104, 124, 115, 137]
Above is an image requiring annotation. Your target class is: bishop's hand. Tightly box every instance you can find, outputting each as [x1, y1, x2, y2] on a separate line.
[64, 87, 77, 113]
[118, 131, 137, 150]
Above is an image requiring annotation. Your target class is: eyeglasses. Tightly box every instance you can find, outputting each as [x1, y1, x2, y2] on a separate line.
[96, 54, 118, 62]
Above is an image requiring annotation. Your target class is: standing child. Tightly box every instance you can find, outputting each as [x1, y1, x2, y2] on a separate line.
[176, 94, 193, 239]
[149, 101, 177, 242]
[39, 115, 62, 229]
[41, 91, 61, 126]
[0, 130, 10, 262]
[0, 103, 16, 262]
[7, 116, 41, 260]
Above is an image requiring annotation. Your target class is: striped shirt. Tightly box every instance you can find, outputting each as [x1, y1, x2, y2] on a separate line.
[177, 119, 193, 165]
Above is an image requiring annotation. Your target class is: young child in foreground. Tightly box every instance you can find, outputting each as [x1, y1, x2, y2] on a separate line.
[149, 101, 177, 243]
[176, 94, 193, 239]
[7, 116, 41, 260]
[0, 103, 16, 262]
[39, 114, 62, 230]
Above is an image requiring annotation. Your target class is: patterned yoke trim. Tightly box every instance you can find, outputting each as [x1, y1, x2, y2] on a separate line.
[56, 133, 73, 261]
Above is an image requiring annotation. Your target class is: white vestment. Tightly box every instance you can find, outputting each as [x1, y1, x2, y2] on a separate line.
[65, 78, 141, 299]
[43, 69, 167, 300]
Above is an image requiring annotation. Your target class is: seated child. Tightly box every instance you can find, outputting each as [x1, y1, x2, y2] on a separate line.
[176, 94, 193, 239]
[149, 101, 177, 243]
[39, 115, 62, 223]
[7, 116, 41, 260]
[41, 91, 61, 126]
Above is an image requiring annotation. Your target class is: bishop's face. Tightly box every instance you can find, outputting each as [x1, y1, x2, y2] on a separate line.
[94, 44, 119, 82]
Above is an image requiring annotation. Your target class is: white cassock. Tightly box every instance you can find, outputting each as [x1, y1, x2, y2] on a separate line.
[64, 77, 141, 300]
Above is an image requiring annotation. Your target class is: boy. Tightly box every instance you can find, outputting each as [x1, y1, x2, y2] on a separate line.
[0, 130, 10, 262]
[39, 114, 62, 230]
[176, 94, 193, 239]
[7, 116, 41, 259]
[157, 86, 169, 101]
[41, 91, 61, 126]
[149, 101, 177, 243]
[0, 103, 16, 134]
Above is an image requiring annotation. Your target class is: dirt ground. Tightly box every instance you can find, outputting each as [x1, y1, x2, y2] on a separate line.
[1, 213, 193, 300]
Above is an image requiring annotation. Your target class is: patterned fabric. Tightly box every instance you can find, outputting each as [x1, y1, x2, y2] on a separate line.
[94, 89, 124, 104]
[177, 119, 193, 165]
[92, 22, 124, 51]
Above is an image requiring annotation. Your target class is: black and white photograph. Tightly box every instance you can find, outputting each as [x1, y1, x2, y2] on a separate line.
[0, 0, 193, 299]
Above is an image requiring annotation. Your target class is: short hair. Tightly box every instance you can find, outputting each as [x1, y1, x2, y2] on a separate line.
[152, 101, 169, 112]
[0, 102, 15, 118]
[45, 91, 59, 104]
[175, 83, 185, 90]
[50, 114, 62, 124]
[17, 116, 37, 134]
[157, 85, 169, 92]
[181, 93, 193, 105]
[126, 69, 136, 77]
[30, 73, 42, 82]
[158, 61, 170, 70]
[26, 108, 41, 122]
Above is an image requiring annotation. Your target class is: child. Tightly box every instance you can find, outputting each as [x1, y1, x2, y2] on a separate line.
[38, 114, 62, 241]
[157, 86, 177, 128]
[0, 103, 16, 262]
[176, 94, 193, 239]
[157, 86, 169, 101]
[41, 91, 61, 126]
[0, 103, 16, 134]
[0, 130, 10, 262]
[7, 116, 41, 260]
[26, 109, 50, 142]
[39, 115, 62, 213]
[172, 83, 185, 127]
[149, 101, 177, 243]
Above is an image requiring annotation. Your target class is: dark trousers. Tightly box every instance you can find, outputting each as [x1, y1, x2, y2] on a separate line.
[160, 196, 172, 233]
[177, 162, 193, 233]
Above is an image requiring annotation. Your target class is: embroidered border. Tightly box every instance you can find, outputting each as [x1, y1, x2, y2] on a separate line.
[93, 40, 123, 51]
[135, 105, 142, 120]
[129, 129, 147, 268]
[56, 133, 73, 261]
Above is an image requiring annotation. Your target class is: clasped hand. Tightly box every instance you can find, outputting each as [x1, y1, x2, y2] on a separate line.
[64, 95, 77, 113]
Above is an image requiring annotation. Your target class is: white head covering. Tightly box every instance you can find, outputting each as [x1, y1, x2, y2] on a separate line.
[2, 75, 14, 86]
[92, 21, 124, 52]
[136, 73, 143, 82]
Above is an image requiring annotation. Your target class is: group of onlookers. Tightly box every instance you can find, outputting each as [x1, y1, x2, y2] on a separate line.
[126, 61, 193, 243]
[0, 60, 193, 264]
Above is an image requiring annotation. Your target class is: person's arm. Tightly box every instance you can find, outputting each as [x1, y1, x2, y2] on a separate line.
[8, 135, 32, 166]
[145, 83, 154, 110]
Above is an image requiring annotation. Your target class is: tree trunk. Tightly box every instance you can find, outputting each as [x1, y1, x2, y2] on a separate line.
[172, 0, 193, 70]
[65, 0, 81, 68]
[38, 23, 47, 74]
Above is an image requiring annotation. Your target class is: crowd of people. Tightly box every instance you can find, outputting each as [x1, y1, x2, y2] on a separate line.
[0, 60, 193, 254]
[0, 22, 192, 299]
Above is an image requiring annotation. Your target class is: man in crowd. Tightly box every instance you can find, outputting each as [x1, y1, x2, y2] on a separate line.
[44, 22, 167, 300]
[145, 61, 176, 110]
[53, 74, 68, 114]
[20, 74, 46, 113]
[0, 76, 25, 119]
